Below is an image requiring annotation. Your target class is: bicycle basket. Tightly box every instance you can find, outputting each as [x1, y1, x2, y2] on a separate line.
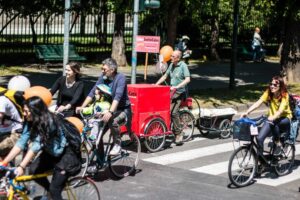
[232, 121, 251, 141]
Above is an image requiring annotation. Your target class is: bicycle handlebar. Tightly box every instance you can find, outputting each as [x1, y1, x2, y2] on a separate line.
[238, 115, 267, 126]
[0, 166, 30, 191]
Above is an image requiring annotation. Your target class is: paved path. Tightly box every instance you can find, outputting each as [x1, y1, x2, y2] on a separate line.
[0, 61, 281, 90]
[98, 122, 300, 200]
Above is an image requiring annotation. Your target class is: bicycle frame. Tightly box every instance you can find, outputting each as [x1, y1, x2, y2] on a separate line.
[82, 122, 125, 170]
[1, 169, 52, 200]
[241, 133, 285, 168]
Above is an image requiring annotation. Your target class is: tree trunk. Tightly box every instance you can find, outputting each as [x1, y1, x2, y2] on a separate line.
[280, 15, 300, 83]
[166, 0, 180, 46]
[29, 15, 37, 45]
[210, 18, 220, 61]
[111, 13, 127, 67]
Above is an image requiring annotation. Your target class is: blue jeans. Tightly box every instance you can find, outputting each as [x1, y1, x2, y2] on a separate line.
[253, 45, 266, 61]
[257, 117, 290, 148]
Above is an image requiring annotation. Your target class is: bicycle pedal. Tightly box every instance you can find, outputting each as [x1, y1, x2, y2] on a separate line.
[87, 165, 98, 174]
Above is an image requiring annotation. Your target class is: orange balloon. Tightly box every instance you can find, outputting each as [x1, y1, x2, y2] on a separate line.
[24, 86, 52, 106]
[160, 45, 174, 62]
[66, 117, 84, 133]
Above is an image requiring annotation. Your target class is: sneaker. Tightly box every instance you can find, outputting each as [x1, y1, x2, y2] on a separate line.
[175, 134, 183, 145]
[109, 144, 121, 156]
[273, 144, 283, 156]
[285, 139, 294, 145]
[87, 165, 98, 174]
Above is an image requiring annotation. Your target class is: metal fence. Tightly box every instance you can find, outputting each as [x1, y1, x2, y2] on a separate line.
[0, 9, 278, 59]
[0, 10, 133, 55]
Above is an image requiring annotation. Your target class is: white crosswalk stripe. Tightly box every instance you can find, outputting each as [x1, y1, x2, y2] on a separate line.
[143, 138, 300, 188]
[191, 144, 300, 175]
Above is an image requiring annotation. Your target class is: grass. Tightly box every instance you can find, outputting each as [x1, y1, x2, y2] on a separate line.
[191, 83, 300, 108]
[0, 65, 42, 76]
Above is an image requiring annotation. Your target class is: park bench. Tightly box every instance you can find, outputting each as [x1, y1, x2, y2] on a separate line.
[237, 44, 253, 60]
[34, 44, 86, 62]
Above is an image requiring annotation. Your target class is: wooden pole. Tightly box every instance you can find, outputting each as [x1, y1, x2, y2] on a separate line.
[144, 52, 149, 82]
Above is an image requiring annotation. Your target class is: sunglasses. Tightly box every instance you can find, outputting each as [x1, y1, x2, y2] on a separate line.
[269, 83, 279, 87]
[101, 67, 109, 72]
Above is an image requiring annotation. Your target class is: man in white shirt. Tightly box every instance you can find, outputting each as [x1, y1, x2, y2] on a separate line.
[252, 27, 266, 62]
[0, 95, 23, 160]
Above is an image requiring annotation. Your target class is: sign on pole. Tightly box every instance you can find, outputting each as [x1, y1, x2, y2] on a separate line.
[135, 35, 160, 53]
[135, 35, 160, 82]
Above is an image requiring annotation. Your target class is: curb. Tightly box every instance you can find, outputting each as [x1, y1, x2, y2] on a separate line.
[217, 102, 268, 113]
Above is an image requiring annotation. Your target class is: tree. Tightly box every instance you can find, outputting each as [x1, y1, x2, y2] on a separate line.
[108, 0, 131, 67]
[278, 0, 300, 82]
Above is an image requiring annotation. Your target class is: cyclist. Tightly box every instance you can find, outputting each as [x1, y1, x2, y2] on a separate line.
[155, 50, 191, 145]
[76, 58, 131, 156]
[0, 76, 30, 161]
[0, 96, 81, 200]
[241, 76, 292, 156]
[50, 62, 85, 117]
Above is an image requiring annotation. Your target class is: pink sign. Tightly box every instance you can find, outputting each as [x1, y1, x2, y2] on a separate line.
[135, 35, 160, 53]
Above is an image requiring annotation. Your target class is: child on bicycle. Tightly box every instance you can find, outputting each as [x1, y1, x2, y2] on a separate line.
[0, 96, 81, 200]
[81, 84, 111, 142]
[241, 76, 292, 156]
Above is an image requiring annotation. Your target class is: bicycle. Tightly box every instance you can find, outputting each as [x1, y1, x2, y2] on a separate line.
[169, 89, 198, 143]
[0, 166, 100, 200]
[228, 116, 295, 187]
[80, 111, 141, 178]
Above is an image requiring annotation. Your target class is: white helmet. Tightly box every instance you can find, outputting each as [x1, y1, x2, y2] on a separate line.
[8, 75, 31, 92]
[182, 35, 190, 41]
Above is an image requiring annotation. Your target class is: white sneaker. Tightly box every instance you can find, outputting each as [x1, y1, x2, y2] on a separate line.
[109, 144, 121, 156]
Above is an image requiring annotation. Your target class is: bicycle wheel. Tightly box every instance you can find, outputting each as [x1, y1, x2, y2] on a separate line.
[143, 118, 167, 152]
[62, 177, 100, 200]
[109, 132, 141, 178]
[228, 146, 257, 187]
[78, 142, 90, 177]
[179, 111, 195, 142]
[274, 143, 295, 176]
[196, 118, 210, 136]
[219, 119, 232, 139]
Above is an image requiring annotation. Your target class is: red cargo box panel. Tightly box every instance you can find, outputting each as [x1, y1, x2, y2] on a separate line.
[128, 84, 171, 135]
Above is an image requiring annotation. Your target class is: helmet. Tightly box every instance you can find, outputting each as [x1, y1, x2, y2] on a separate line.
[182, 35, 190, 41]
[96, 84, 112, 96]
[8, 75, 31, 92]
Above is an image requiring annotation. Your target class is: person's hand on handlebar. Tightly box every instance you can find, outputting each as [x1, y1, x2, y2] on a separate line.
[170, 86, 177, 91]
[76, 106, 84, 114]
[102, 110, 113, 122]
[267, 115, 276, 122]
[240, 112, 248, 119]
[56, 105, 66, 113]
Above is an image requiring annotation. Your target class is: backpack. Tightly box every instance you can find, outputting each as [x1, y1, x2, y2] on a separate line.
[55, 115, 82, 176]
[289, 94, 300, 120]
[57, 115, 82, 155]
[0, 87, 24, 119]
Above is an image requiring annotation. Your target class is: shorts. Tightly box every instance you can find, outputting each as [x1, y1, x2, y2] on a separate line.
[0, 132, 20, 157]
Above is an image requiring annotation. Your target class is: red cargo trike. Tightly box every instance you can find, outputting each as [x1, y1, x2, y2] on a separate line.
[122, 84, 195, 152]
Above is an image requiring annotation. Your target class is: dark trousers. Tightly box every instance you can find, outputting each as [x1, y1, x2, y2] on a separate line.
[171, 92, 185, 135]
[29, 151, 69, 200]
[257, 117, 290, 148]
[107, 108, 132, 145]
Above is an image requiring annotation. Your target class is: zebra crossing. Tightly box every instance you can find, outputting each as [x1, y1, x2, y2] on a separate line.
[141, 134, 300, 188]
